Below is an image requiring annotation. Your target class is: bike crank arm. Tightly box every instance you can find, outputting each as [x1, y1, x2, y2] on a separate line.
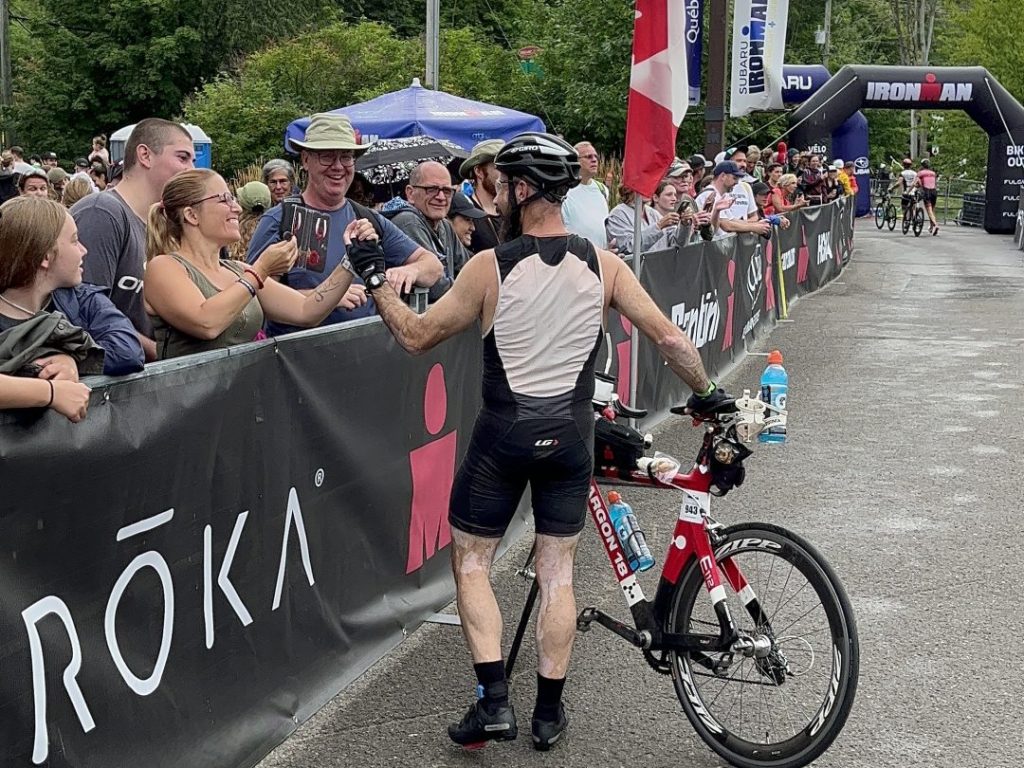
[577, 607, 652, 649]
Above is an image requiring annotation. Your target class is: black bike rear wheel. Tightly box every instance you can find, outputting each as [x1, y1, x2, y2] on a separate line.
[874, 204, 884, 229]
[885, 203, 897, 231]
[912, 207, 925, 236]
[666, 523, 859, 768]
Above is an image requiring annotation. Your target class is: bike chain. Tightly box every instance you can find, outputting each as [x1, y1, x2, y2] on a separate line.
[643, 648, 673, 675]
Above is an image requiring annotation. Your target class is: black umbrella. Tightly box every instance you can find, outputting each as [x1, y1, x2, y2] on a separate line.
[355, 135, 468, 185]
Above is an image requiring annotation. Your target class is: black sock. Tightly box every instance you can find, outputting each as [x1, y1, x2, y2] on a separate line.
[474, 661, 508, 713]
[534, 674, 565, 721]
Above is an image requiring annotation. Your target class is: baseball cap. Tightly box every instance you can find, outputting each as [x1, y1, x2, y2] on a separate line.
[74, 157, 90, 169]
[667, 158, 692, 177]
[832, 159, 844, 169]
[751, 181, 771, 196]
[42, 151, 57, 161]
[236, 180, 271, 212]
[713, 160, 744, 177]
[47, 167, 69, 184]
[448, 191, 488, 220]
[713, 151, 727, 165]
[689, 153, 712, 169]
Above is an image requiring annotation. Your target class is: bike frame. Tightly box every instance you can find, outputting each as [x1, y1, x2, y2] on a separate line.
[505, 424, 764, 679]
[585, 428, 749, 656]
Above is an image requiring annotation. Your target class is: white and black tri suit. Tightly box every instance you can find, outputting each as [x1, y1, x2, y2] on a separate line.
[449, 234, 605, 538]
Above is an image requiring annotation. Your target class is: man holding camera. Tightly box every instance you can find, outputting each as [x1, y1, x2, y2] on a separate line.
[246, 113, 443, 336]
[341, 132, 733, 752]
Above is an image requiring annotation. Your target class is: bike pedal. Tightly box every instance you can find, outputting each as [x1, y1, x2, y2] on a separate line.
[576, 607, 596, 632]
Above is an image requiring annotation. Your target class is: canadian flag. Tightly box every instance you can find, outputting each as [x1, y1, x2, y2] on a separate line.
[622, 0, 689, 199]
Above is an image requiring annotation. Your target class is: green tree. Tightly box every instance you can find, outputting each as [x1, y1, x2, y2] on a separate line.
[5, 0, 334, 158]
[183, 21, 540, 175]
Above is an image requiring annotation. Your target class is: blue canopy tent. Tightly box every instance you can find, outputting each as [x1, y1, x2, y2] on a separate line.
[284, 78, 545, 153]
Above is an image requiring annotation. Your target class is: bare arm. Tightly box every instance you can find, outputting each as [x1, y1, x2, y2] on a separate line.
[256, 263, 355, 327]
[144, 256, 261, 341]
[720, 216, 771, 235]
[372, 249, 495, 355]
[600, 250, 711, 393]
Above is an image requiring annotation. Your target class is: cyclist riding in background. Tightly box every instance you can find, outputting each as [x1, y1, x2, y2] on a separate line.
[890, 158, 918, 221]
[914, 158, 939, 235]
[343, 132, 734, 751]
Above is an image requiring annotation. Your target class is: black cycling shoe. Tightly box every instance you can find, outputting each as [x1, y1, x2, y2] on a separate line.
[447, 700, 517, 748]
[532, 704, 568, 751]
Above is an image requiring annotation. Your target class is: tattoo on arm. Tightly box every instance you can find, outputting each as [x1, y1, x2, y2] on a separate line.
[312, 273, 347, 304]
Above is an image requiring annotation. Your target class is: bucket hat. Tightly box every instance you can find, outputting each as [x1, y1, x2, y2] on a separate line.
[290, 113, 374, 155]
[459, 139, 505, 180]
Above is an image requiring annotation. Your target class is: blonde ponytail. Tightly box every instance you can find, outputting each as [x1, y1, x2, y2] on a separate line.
[145, 168, 217, 260]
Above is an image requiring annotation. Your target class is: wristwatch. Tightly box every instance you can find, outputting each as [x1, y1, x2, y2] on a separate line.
[364, 272, 388, 292]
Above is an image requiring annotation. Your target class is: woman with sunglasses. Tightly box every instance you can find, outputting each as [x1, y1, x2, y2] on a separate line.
[144, 169, 367, 360]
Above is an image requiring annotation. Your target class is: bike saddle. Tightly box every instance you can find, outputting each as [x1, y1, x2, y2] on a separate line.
[615, 402, 648, 419]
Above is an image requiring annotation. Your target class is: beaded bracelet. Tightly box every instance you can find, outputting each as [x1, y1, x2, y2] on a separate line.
[243, 267, 265, 290]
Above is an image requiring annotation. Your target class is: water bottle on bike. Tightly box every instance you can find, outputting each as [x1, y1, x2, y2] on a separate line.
[759, 350, 788, 444]
[606, 491, 654, 572]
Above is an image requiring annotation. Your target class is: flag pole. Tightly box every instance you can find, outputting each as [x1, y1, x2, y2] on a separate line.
[628, 195, 643, 428]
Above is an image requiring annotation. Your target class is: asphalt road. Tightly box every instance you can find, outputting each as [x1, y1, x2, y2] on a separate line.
[258, 222, 1024, 768]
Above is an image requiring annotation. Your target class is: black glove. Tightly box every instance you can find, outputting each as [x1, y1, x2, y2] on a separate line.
[347, 237, 386, 282]
[685, 382, 737, 417]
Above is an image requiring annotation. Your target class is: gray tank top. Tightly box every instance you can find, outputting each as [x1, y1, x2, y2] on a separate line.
[150, 255, 265, 360]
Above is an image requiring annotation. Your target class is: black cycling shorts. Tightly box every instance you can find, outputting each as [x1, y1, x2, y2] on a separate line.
[449, 409, 594, 538]
[921, 188, 938, 206]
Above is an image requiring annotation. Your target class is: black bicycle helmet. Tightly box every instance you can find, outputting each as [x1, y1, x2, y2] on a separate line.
[494, 132, 581, 197]
[920, 158, 931, 168]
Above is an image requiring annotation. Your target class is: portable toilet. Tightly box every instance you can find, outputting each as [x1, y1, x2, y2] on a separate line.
[109, 123, 213, 169]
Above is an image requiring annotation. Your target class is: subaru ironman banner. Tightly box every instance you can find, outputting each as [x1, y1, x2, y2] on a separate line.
[685, 0, 704, 106]
[730, 0, 789, 116]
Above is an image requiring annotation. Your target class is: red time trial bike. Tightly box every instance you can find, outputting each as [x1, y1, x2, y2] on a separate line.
[504, 382, 859, 768]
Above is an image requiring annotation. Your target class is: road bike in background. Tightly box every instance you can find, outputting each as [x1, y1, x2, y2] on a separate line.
[874, 188, 897, 231]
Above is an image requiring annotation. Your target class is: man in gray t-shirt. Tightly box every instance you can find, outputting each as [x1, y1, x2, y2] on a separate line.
[71, 118, 196, 361]
[72, 191, 150, 337]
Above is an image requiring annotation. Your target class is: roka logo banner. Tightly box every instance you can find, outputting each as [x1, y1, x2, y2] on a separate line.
[730, 0, 789, 116]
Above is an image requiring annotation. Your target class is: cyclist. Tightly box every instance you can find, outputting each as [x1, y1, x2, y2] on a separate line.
[890, 158, 918, 222]
[915, 158, 940, 235]
[345, 132, 734, 751]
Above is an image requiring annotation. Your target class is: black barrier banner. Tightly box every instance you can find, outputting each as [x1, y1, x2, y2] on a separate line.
[0, 323, 503, 768]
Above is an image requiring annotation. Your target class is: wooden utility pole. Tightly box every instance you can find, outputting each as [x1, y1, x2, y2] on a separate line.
[704, 0, 728, 158]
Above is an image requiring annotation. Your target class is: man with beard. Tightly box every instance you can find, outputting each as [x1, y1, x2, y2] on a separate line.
[343, 132, 734, 752]
[459, 139, 504, 252]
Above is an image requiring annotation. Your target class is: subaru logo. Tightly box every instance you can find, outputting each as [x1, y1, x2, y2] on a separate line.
[854, 156, 869, 170]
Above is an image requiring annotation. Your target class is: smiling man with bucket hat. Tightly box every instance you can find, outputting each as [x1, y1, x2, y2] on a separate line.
[247, 113, 443, 334]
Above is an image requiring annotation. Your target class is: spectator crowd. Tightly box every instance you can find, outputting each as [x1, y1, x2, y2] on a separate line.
[0, 118, 859, 423]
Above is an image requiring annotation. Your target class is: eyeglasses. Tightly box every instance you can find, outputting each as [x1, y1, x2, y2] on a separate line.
[411, 184, 456, 198]
[313, 151, 356, 167]
[192, 192, 237, 207]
